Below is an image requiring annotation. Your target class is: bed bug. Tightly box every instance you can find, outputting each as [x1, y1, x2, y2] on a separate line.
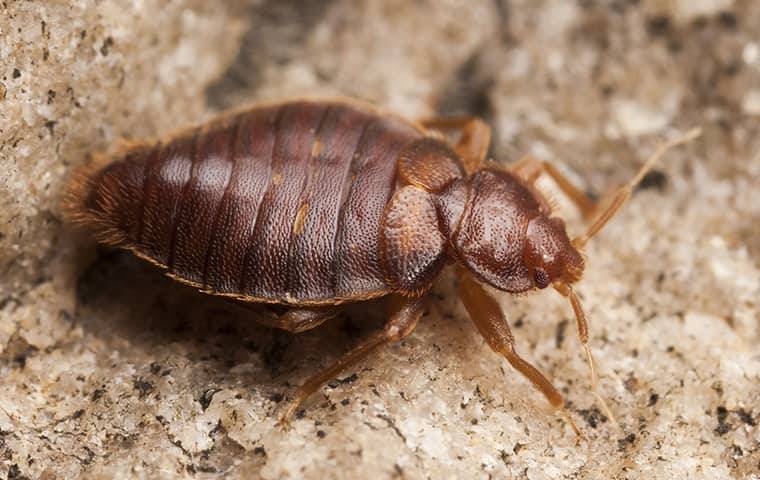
[64, 98, 699, 432]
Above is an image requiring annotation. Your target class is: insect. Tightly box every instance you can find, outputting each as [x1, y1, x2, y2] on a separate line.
[64, 98, 699, 432]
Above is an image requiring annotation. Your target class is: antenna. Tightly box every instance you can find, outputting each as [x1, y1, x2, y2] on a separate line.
[573, 127, 702, 249]
[559, 126, 702, 429]
[554, 282, 619, 429]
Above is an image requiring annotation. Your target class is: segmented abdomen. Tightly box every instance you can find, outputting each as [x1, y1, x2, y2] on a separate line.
[68, 100, 424, 304]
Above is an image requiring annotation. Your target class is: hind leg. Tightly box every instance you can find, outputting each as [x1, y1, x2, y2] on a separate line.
[229, 300, 342, 333]
[279, 294, 425, 426]
[258, 306, 342, 333]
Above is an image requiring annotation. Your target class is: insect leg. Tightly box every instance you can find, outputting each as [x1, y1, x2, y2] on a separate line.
[509, 156, 597, 219]
[224, 300, 342, 333]
[419, 116, 491, 175]
[261, 306, 342, 333]
[278, 294, 426, 426]
[458, 272, 582, 437]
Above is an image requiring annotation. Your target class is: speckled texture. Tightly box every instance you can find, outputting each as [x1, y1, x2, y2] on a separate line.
[1, 1, 759, 479]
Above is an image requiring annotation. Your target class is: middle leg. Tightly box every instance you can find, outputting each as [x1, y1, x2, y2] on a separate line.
[419, 116, 491, 175]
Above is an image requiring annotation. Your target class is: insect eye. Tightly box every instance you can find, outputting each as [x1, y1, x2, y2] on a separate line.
[534, 269, 550, 289]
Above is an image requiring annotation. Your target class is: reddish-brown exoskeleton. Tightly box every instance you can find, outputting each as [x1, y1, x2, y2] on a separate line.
[64, 98, 699, 432]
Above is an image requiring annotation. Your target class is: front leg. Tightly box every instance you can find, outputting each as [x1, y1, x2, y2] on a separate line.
[458, 272, 582, 436]
[279, 294, 426, 425]
[509, 156, 597, 219]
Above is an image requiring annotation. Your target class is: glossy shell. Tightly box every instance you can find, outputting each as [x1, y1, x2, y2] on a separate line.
[66, 100, 431, 305]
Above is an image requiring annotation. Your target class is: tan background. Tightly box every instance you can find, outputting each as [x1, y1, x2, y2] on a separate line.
[1, 1, 758, 478]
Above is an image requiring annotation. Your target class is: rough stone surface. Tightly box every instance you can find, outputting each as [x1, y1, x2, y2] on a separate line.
[1, 1, 759, 479]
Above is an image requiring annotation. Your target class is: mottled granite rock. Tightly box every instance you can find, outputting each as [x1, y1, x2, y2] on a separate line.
[1, 1, 759, 479]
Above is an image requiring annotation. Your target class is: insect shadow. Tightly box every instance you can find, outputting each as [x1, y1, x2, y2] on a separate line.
[73, 247, 390, 408]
